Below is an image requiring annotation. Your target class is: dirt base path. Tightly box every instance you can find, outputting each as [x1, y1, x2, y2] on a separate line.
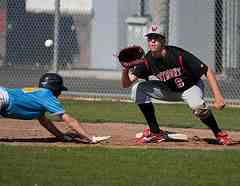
[0, 119, 240, 150]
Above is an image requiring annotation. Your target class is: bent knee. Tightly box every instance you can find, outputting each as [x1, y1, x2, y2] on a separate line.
[131, 81, 151, 104]
[192, 103, 212, 119]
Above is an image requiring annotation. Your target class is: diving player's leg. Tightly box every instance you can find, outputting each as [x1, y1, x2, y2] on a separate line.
[0, 86, 9, 111]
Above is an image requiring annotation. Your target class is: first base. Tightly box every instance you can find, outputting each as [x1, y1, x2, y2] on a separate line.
[135, 131, 188, 142]
[166, 132, 188, 142]
[93, 136, 111, 143]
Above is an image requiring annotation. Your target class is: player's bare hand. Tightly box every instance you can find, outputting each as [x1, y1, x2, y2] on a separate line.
[213, 95, 225, 110]
[122, 66, 129, 72]
[61, 132, 92, 143]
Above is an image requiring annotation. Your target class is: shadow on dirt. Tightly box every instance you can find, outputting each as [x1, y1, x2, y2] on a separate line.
[202, 138, 240, 146]
[0, 137, 60, 143]
[0, 137, 91, 144]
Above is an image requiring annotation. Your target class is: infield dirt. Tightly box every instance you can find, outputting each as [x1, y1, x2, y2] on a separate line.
[0, 119, 240, 150]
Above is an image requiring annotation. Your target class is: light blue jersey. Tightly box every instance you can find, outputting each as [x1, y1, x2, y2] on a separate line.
[0, 87, 65, 120]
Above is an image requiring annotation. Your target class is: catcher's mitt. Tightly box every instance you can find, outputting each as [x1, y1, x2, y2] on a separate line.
[117, 45, 145, 68]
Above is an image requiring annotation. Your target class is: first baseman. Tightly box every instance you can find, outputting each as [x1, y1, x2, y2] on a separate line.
[0, 73, 103, 143]
[121, 24, 232, 145]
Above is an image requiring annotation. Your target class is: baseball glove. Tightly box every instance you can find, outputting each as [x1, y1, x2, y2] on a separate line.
[117, 45, 145, 68]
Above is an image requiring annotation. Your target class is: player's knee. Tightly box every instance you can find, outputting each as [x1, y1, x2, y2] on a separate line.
[131, 81, 145, 97]
[131, 81, 150, 104]
[192, 103, 211, 119]
[131, 81, 140, 92]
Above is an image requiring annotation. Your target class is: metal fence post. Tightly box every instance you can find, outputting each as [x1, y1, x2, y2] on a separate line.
[52, 0, 60, 72]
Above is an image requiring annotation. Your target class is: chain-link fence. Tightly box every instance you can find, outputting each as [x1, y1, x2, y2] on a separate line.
[0, 0, 240, 105]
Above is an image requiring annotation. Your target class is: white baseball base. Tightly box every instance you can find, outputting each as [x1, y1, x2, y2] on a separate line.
[92, 136, 111, 143]
[166, 133, 188, 141]
[135, 132, 188, 142]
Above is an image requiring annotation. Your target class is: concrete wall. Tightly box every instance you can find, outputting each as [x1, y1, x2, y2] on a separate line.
[90, 0, 139, 69]
[91, 0, 214, 69]
[169, 0, 213, 67]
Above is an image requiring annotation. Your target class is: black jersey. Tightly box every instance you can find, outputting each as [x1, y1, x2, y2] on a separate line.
[132, 46, 208, 92]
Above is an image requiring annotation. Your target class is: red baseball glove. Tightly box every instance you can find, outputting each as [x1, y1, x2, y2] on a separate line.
[117, 45, 145, 68]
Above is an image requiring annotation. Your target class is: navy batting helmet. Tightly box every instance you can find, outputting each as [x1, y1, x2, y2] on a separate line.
[39, 73, 68, 92]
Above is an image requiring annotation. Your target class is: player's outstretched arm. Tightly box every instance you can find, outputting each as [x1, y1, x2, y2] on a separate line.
[61, 113, 93, 141]
[206, 66, 225, 110]
[38, 114, 111, 143]
[62, 114, 111, 143]
[38, 114, 92, 142]
[38, 115, 66, 139]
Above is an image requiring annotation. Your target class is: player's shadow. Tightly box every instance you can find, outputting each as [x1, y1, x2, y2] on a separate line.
[202, 138, 240, 146]
[0, 137, 61, 143]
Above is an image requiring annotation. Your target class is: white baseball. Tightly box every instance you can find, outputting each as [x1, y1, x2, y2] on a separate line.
[45, 39, 53, 47]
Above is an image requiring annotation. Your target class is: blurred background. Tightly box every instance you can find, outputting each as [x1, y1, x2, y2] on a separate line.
[0, 0, 239, 105]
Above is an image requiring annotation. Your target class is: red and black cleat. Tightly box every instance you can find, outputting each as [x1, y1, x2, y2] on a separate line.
[215, 131, 232, 145]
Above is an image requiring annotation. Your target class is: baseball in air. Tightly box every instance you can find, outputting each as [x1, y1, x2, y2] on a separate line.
[45, 39, 53, 47]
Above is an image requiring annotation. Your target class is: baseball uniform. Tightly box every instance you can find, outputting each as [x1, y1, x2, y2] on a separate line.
[0, 87, 64, 120]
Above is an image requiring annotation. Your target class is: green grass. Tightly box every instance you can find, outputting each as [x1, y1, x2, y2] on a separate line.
[1, 100, 240, 186]
[0, 145, 240, 186]
[0, 0, 6, 8]
[63, 100, 240, 131]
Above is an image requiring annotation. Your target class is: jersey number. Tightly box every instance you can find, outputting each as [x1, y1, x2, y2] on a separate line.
[175, 78, 184, 88]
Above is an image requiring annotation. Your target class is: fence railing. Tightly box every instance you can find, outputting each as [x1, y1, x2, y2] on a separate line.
[0, 0, 240, 106]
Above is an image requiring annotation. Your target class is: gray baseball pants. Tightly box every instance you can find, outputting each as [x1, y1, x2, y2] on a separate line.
[0, 86, 9, 111]
[131, 80, 205, 110]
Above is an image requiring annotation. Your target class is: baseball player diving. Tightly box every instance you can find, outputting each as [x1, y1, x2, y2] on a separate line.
[120, 24, 232, 145]
[0, 73, 110, 143]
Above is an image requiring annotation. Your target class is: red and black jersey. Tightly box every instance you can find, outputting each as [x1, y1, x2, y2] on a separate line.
[132, 46, 208, 92]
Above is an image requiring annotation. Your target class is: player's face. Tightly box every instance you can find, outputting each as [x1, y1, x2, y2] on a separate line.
[147, 35, 164, 52]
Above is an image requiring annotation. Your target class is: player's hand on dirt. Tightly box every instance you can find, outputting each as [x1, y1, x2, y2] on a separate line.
[213, 95, 225, 110]
[61, 132, 111, 144]
[60, 132, 89, 143]
[61, 132, 80, 142]
[69, 136, 111, 144]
